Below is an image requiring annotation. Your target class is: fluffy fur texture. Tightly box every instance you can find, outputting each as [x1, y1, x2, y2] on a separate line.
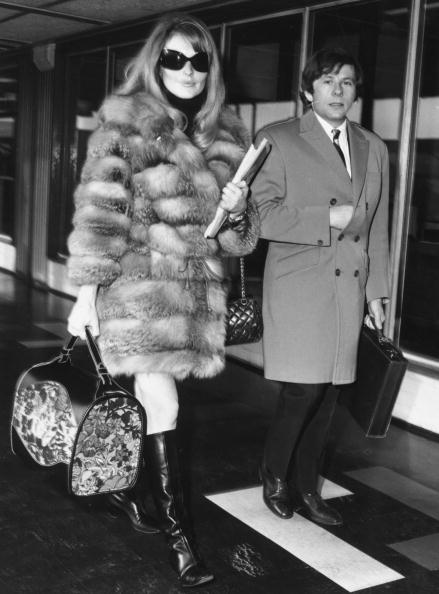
[68, 92, 259, 379]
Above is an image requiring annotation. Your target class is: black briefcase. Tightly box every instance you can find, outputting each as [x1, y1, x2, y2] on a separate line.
[345, 326, 408, 438]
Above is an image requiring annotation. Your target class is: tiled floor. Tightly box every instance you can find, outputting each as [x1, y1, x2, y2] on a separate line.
[2, 271, 439, 593]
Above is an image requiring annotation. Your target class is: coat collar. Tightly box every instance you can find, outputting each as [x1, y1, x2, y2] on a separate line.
[299, 110, 369, 205]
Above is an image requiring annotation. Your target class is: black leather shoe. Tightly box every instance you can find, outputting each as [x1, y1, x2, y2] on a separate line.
[106, 492, 161, 534]
[259, 463, 294, 519]
[299, 492, 343, 526]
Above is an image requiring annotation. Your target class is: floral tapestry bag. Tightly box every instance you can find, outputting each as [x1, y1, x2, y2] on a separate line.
[10, 327, 145, 497]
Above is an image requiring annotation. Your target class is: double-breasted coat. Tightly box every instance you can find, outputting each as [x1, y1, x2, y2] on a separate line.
[251, 109, 389, 385]
[67, 92, 259, 380]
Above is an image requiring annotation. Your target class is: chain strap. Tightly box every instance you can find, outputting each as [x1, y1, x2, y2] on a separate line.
[239, 257, 247, 300]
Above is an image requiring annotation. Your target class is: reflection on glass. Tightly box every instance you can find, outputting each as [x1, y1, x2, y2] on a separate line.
[312, 0, 410, 222]
[226, 15, 302, 283]
[52, 51, 107, 257]
[0, 67, 17, 241]
[227, 15, 302, 137]
[400, 2, 439, 359]
[112, 43, 143, 89]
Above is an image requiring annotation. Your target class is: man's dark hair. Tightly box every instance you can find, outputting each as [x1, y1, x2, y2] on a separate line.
[301, 47, 363, 99]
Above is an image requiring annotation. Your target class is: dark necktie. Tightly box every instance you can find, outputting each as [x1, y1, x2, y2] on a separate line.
[332, 129, 347, 168]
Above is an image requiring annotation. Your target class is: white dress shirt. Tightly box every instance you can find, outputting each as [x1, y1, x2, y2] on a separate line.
[314, 112, 352, 178]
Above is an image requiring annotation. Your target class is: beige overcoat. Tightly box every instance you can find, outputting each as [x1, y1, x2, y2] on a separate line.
[251, 110, 390, 385]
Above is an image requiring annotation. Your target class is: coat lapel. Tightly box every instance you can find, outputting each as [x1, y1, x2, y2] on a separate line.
[347, 120, 369, 208]
[300, 110, 351, 186]
[299, 111, 370, 208]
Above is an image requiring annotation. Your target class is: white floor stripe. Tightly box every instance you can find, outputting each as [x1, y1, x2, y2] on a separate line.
[346, 467, 439, 521]
[319, 477, 353, 499]
[206, 485, 403, 592]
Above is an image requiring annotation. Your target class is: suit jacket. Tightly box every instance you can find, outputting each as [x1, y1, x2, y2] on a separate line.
[251, 109, 389, 384]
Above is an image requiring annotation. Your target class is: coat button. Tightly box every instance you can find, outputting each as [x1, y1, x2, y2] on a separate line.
[354, 235, 360, 242]
[335, 268, 341, 276]
[317, 239, 323, 245]
[366, 202, 369, 210]
[354, 270, 359, 277]
[338, 234, 344, 241]
[330, 198, 337, 205]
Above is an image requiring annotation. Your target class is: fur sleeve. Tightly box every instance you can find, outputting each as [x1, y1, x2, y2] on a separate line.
[217, 198, 260, 256]
[67, 105, 135, 286]
[212, 108, 259, 255]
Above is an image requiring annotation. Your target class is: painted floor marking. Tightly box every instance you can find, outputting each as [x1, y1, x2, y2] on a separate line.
[206, 483, 403, 592]
[319, 477, 353, 499]
[346, 466, 439, 521]
[389, 533, 439, 570]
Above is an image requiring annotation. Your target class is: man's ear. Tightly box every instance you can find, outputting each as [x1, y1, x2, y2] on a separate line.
[304, 90, 313, 103]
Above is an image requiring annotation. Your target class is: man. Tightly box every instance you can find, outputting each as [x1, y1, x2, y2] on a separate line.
[251, 48, 389, 525]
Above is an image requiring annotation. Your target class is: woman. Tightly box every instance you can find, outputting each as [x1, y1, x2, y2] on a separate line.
[67, 13, 259, 589]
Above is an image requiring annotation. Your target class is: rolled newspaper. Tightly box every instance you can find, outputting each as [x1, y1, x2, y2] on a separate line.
[204, 137, 269, 238]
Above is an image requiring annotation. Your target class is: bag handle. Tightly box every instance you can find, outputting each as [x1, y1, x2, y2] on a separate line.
[59, 335, 79, 363]
[84, 326, 112, 385]
[368, 316, 384, 341]
[59, 328, 112, 385]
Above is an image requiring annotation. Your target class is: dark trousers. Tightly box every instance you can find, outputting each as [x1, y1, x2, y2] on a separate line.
[263, 382, 340, 493]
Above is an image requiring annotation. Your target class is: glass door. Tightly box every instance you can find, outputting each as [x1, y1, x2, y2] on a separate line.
[310, 0, 411, 225]
[399, 1, 439, 360]
[0, 66, 18, 243]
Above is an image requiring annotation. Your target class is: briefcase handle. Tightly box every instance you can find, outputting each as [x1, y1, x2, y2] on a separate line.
[368, 316, 384, 340]
[362, 323, 405, 361]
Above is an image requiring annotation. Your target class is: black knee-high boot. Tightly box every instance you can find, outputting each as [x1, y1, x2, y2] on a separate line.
[145, 431, 214, 588]
[106, 489, 160, 534]
[105, 457, 160, 534]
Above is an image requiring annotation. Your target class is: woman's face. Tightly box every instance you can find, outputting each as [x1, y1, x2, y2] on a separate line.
[160, 32, 208, 99]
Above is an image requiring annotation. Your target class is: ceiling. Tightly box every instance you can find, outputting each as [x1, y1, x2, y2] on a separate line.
[0, 0, 237, 53]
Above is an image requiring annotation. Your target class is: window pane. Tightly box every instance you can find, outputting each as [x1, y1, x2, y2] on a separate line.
[50, 50, 107, 258]
[112, 43, 143, 89]
[312, 0, 411, 226]
[0, 67, 18, 241]
[226, 15, 302, 282]
[227, 15, 302, 134]
[209, 26, 222, 52]
[400, 2, 439, 359]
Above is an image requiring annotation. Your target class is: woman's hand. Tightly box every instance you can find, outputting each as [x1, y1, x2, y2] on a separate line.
[67, 285, 99, 339]
[365, 298, 385, 331]
[220, 181, 249, 217]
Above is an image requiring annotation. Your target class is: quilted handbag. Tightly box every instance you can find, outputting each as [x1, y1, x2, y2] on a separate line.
[10, 327, 145, 496]
[344, 325, 408, 438]
[226, 257, 263, 346]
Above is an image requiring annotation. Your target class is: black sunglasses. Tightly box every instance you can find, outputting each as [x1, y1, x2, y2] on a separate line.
[159, 49, 209, 73]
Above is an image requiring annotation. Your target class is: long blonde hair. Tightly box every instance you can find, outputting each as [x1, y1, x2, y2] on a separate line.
[117, 13, 225, 149]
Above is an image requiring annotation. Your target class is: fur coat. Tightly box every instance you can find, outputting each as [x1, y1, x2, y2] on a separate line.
[67, 92, 259, 379]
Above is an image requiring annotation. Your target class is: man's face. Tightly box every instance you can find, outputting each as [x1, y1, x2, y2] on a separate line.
[304, 64, 357, 127]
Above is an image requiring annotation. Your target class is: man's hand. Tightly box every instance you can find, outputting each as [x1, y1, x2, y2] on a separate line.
[329, 205, 354, 230]
[365, 298, 385, 330]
